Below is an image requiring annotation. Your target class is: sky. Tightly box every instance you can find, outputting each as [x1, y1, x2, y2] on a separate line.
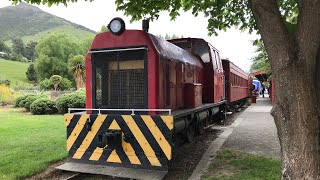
[0, 0, 259, 72]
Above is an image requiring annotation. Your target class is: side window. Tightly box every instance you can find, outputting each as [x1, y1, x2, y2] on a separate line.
[209, 45, 218, 69]
[215, 51, 222, 69]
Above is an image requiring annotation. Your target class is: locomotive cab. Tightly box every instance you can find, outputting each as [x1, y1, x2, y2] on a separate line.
[170, 38, 225, 104]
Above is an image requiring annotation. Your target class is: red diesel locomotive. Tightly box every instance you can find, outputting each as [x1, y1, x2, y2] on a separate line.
[58, 18, 252, 179]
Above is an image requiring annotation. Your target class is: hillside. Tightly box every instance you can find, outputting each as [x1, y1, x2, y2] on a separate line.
[0, 2, 95, 43]
[0, 58, 30, 88]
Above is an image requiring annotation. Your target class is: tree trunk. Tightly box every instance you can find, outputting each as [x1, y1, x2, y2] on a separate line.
[272, 62, 320, 179]
[250, 0, 320, 179]
[75, 72, 84, 90]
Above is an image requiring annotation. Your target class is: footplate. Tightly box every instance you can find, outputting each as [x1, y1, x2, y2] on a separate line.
[56, 162, 168, 180]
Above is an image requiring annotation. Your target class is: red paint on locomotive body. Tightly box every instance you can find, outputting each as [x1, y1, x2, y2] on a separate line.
[169, 38, 225, 104]
[85, 54, 92, 112]
[222, 59, 251, 103]
[86, 30, 205, 111]
[86, 30, 158, 110]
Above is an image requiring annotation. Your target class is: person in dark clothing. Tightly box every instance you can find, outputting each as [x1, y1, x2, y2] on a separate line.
[262, 86, 265, 98]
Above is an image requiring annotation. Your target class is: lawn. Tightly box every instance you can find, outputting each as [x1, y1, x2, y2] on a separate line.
[0, 108, 67, 179]
[202, 148, 280, 180]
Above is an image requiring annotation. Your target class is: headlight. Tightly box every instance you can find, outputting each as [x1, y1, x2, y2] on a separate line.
[108, 17, 126, 35]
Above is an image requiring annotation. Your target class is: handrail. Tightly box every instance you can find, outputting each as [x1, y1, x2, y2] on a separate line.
[68, 108, 172, 115]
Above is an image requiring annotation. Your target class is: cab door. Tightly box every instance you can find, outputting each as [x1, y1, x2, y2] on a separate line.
[209, 45, 225, 102]
[215, 51, 225, 101]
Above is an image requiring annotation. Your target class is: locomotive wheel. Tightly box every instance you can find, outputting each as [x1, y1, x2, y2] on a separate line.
[196, 121, 205, 135]
[186, 123, 195, 142]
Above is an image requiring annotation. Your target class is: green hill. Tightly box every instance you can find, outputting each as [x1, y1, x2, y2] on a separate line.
[0, 58, 32, 89]
[0, 2, 95, 44]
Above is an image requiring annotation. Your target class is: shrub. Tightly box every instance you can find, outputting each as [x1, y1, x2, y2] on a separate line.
[9, 53, 23, 62]
[50, 75, 62, 91]
[40, 77, 73, 91]
[59, 78, 73, 91]
[30, 98, 57, 115]
[24, 94, 49, 111]
[18, 94, 32, 107]
[40, 78, 53, 90]
[15, 95, 28, 107]
[0, 79, 10, 86]
[56, 92, 86, 114]
[20, 56, 29, 63]
[26, 64, 37, 82]
[0, 84, 22, 105]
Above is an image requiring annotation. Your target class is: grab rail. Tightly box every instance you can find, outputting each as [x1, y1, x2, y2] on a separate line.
[68, 108, 172, 115]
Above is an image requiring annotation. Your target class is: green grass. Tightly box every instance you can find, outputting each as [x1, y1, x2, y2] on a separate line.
[202, 148, 280, 180]
[0, 108, 66, 179]
[0, 58, 34, 89]
[0, 58, 30, 83]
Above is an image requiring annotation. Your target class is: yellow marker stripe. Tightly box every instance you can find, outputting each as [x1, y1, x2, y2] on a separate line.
[107, 150, 122, 163]
[141, 116, 172, 160]
[160, 116, 174, 130]
[73, 115, 107, 159]
[109, 119, 121, 130]
[89, 147, 106, 161]
[122, 115, 161, 166]
[64, 114, 74, 127]
[122, 135, 141, 165]
[67, 114, 90, 151]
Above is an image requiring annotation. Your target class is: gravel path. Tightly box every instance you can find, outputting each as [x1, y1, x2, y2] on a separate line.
[222, 96, 281, 159]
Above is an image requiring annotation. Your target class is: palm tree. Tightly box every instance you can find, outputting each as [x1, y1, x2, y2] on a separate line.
[68, 55, 85, 90]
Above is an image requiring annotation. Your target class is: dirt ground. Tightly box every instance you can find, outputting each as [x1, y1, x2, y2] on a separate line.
[27, 107, 246, 180]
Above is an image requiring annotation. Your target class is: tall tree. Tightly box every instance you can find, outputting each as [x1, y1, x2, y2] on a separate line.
[250, 39, 271, 75]
[11, 38, 25, 55]
[35, 32, 81, 80]
[157, 33, 183, 40]
[13, 0, 320, 179]
[99, 25, 109, 33]
[24, 41, 37, 61]
[80, 34, 95, 55]
[0, 41, 10, 53]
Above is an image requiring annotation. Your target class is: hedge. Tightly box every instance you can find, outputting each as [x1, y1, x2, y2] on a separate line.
[30, 98, 58, 115]
[17, 94, 34, 108]
[24, 95, 49, 112]
[56, 92, 86, 114]
[15, 95, 28, 107]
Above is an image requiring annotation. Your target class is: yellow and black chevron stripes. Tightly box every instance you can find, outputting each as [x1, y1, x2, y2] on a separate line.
[72, 115, 107, 159]
[64, 114, 174, 170]
[122, 115, 161, 166]
[141, 116, 172, 160]
[66, 114, 90, 151]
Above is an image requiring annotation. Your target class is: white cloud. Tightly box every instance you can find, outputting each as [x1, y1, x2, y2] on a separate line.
[0, 0, 259, 71]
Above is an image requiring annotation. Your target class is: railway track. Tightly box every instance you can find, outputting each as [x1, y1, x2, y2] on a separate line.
[64, 173, 88, 180]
